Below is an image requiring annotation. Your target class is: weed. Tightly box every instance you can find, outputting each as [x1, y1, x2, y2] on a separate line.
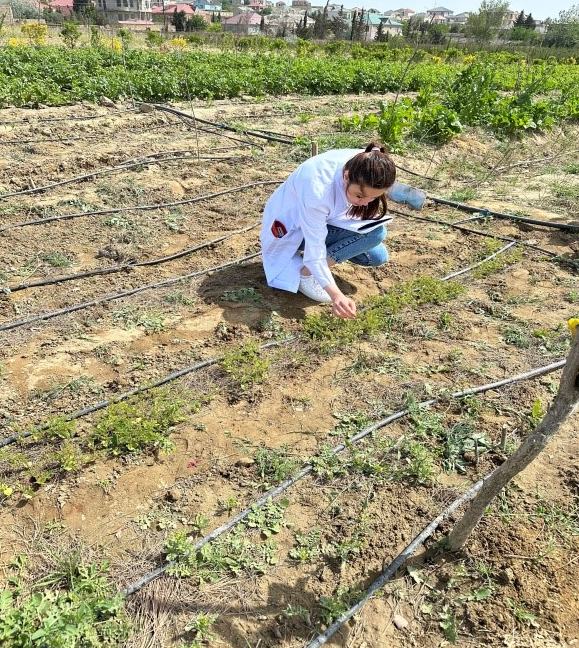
[289, 528, 322, 562]
[331, 410, 372, 437]
[502, 324, 531, 348]
[164, 214, 185, 233]
[221, 341, 270, 390]
[304, 276, 465, 351]
[38, 251, 75, 268]
[112, 307, 166, 334]
[220, 287, 262, 303]
[283, 604, 312, 624]
[0, 552, 131, 647]
[103, 215, 137, 228]
[183, 613, 218, 645]
[507, 598, 538, 627]
[439, 606, 458, 643]
[318, 584, 363, 624]
[449, 188, 478, 202]
[564, 162, 579, 174]
[246, 498, 290, 538]
[471, 247, 523, 278]
[217, 496, 239, 514]
[189, 513, 210, 536]
[35, 416, 76, 441]
[254, 444, 300, 488]
[165, 291, 195, 306]
[566, 290, 579, 304]
[90, 388, 184, 456]
[49, 440, 93, 473]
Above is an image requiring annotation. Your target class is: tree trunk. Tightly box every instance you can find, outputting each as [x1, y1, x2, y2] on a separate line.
[447, 331, 579, 552]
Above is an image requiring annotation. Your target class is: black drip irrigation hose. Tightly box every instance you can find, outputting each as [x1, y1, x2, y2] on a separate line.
[305, 477, 486, 648]
[0, 252, 261, 333]
[389, 207, 563, 258]
[428, 195, 579, 233]
[0, 338, 293, 449]
[0, 153, 236, 200]
[4, 222, 260, 293]
[0, 180, 281, 233]
[120, 358, 565, 597]
[148, 104, 296, 145]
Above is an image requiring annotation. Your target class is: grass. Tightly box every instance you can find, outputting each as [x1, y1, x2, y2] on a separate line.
[221, 340, 271, 391]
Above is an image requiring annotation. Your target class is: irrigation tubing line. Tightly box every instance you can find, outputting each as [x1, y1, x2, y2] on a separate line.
[119, 358, 565, 597]
[0, 338, 293, 449]
[0, 180, 281, 233]
[427, 195, 579, 233]
[0, 153, 237, 199]
[0, 108, 139, 126]
[147, 104, 295, 145]
[4, 222, 260, 293]
[304, 477, 486, 648]
[493, 148, 579, 173]
[0, 121, 186, 146]
[389, 208, 562, 258]
[441, 242, 516, 280]
[0, 252, 261, 333]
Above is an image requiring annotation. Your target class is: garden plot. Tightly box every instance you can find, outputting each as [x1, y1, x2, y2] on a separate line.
[0, 95, 578, 648]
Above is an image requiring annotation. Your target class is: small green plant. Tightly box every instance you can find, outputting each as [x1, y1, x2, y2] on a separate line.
[112, 307, 165, 334]
[282, 603, 311, 624]
[449, 188, 478, 202]
[246, 498, 290, 538]
[190, 513, 210, 536]
[501, 324, 531, 348]
[38, 251, 74, 268]
[507, 598, 538, 627]
[220, 287, 261, 303]
[165, 291, 195, 306]
[182, 613, 218, 645]
[217, 496, 239, 514]
[289, 528, 322, 562]
[439, 606, 458, 643]
[318, 584, 363, 625]
[90, 389, 184, 456]
[471, 247, 523, 278]
[50, 440, 93, 473]
[221, 341, 270, 390]
[254, 444, 299, 488]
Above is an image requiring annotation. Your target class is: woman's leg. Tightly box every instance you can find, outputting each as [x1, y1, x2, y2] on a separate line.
[326, 225, 388, 267]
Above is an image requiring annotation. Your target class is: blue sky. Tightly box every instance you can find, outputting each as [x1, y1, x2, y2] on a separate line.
[365, 1, 572, 21]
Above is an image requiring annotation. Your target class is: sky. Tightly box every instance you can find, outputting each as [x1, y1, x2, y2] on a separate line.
[364, 0, 574, 21]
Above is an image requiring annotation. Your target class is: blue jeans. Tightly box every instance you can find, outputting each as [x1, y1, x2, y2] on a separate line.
[323, 225, 388, 266]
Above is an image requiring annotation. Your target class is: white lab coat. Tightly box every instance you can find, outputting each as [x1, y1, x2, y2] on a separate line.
[260, 149, 393, 293]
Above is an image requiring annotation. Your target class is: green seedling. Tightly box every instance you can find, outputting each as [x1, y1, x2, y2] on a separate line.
[221, 341, 270, 390]
[289, 528, 322, 563]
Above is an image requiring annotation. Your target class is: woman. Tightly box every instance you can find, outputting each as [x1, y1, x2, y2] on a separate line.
[260, 142, 396, 319]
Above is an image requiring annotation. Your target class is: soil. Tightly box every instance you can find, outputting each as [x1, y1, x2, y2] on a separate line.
[0, 94, 578, 648]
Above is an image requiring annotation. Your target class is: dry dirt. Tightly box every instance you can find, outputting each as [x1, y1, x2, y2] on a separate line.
[0, 94, 578, 648]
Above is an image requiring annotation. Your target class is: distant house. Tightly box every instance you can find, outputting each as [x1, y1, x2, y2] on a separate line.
[248, 0, 266, 8]
[361, 13, 402, 39]
[222, 10, 262, 34]
[446, 11, 469, 24]
[380, 16, 403, 34]
[426, 5, 453, 23]
[291, 0, 310, 6]
[393, 7, 414, 19]
[47, 0, 74, 14]
[99, 0, 153, 24]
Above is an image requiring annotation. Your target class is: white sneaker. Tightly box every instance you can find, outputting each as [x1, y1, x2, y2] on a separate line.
[298, 275, 332, 303]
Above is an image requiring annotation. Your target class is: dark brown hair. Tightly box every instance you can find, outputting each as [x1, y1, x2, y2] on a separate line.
[343, 142, 396, 220]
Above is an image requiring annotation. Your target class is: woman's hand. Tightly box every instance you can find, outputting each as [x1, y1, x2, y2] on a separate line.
[325, 285, 356, 319]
